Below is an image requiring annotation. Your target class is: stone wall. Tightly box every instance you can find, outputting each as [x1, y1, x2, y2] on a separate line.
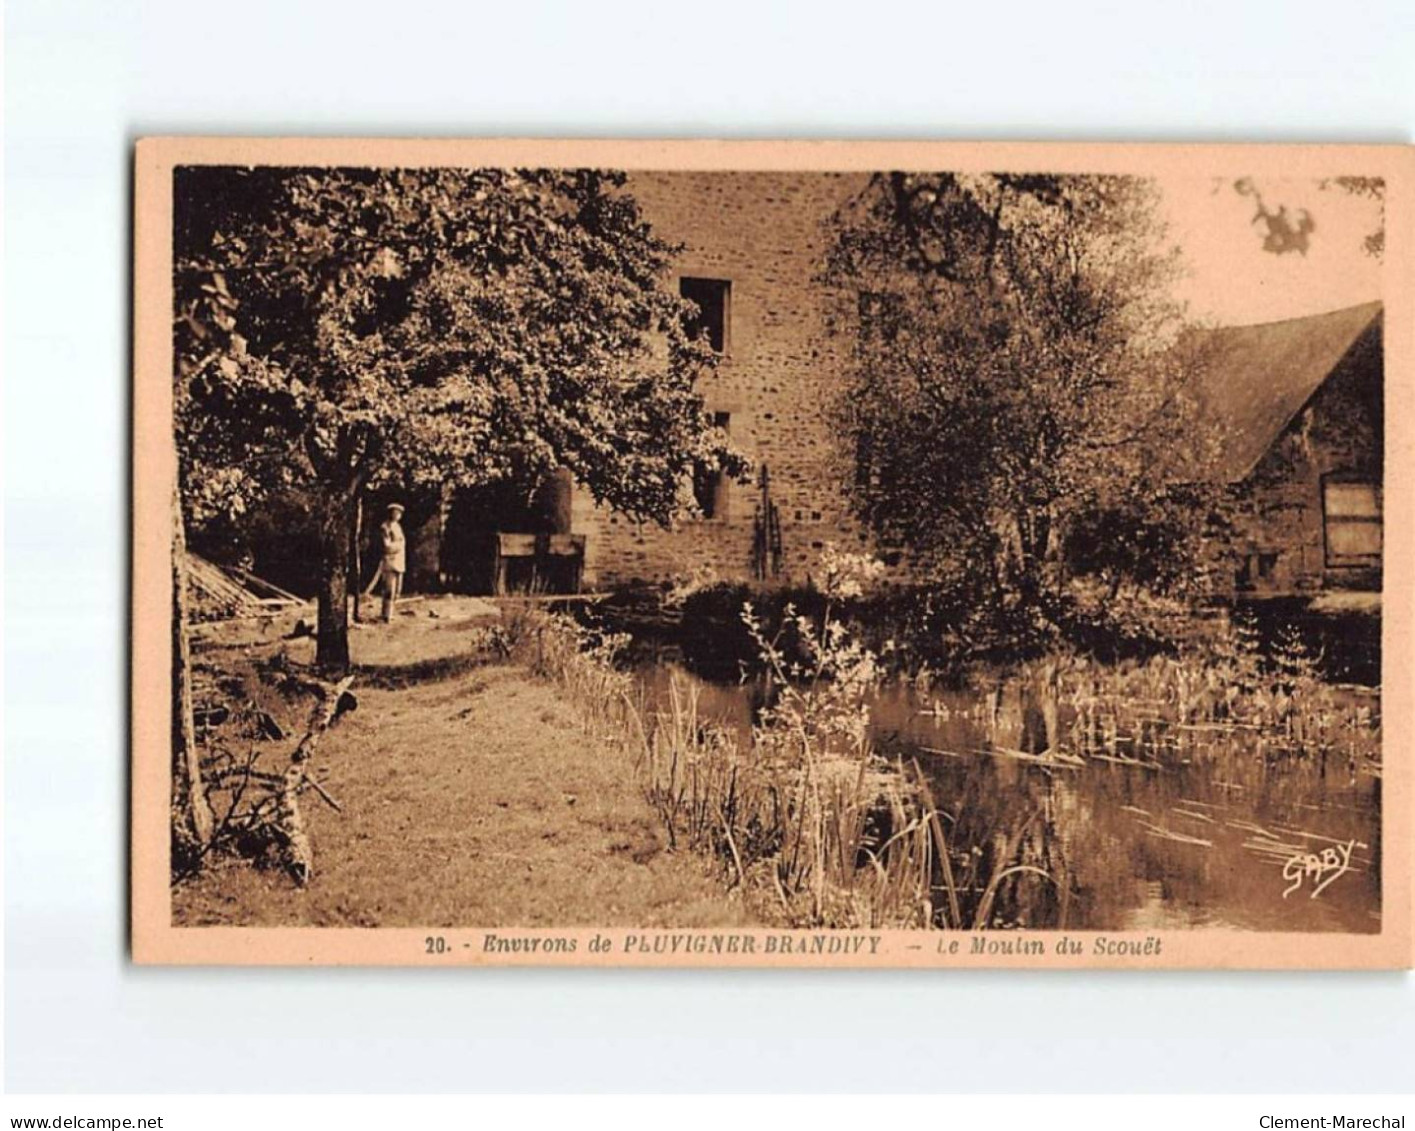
[578, 172, 871, 588]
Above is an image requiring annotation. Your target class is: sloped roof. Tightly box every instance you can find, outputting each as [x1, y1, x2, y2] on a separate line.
[1194, 300, 1382, 482]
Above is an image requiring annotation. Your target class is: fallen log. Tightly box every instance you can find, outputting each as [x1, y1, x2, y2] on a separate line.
[277, 768, 315, 885]
[293, 676, 358, 763]
[187, 553, 306, 618]
[277, 674, 357, 884]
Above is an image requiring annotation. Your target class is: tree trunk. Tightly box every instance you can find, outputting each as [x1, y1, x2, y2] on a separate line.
[316, 486, 357, 674]
[351, 493, 363, 624]
[172, 493, 215, 858]
[1014, 507, 1053, 606]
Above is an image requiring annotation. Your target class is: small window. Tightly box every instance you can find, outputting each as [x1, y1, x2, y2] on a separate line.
[1235, 551, 1277, 589]
[679, 277, 731, 353]
[1323, 478, 1382, 567]
[692, 411, 732, 519]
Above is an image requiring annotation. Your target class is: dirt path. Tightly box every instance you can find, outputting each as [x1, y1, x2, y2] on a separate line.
[175, 609, 752, 929]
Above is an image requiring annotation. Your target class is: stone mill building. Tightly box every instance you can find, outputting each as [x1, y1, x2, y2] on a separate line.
[424, 171, 871, 594]
[410, 173, 1383, 600]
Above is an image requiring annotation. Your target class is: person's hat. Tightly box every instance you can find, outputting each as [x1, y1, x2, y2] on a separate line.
[386, 502, 405, 515]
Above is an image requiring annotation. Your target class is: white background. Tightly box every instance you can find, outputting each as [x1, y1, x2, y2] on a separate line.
[5, 0, 1415, 1094]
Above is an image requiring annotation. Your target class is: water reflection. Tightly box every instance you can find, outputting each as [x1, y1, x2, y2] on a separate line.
[636, 663, 1381, 932]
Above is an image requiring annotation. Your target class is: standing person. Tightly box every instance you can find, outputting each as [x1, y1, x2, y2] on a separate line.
[379, 503, 407, 623]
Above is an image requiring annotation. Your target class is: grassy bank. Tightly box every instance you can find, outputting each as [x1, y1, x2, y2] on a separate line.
[506, 595, 974, 931]
[175, 604, 753, 928]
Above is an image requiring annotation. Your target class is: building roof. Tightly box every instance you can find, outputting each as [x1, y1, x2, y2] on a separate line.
[1194, 301, 1383, 482]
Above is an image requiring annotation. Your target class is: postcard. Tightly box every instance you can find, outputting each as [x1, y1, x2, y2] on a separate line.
[132, 138, 1412, 967]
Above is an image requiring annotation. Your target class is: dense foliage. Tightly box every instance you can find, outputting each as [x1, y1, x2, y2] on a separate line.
[175, 166, 742, 668]
[824, 172, 1228, 619]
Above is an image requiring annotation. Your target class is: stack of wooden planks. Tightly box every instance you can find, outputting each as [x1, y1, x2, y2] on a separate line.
[186, 553, 306, 619]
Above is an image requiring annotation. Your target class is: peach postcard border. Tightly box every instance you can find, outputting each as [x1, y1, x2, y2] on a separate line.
[131, 137, 1414, 968]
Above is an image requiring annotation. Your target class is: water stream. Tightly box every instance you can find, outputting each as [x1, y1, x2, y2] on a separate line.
[636, 662, 1381, 932]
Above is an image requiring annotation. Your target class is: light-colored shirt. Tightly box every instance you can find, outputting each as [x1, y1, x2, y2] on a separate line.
[381, 519, 406, 573]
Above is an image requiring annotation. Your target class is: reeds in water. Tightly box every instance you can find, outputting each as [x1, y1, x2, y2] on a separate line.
[506, 598, 1056, 931]
[1035, 620, 1381, 773]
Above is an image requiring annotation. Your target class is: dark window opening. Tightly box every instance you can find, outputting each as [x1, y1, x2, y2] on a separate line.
[679, 277, 731, 353]
[692, 411, 732, 519]
[1235, 551, 1278, 590]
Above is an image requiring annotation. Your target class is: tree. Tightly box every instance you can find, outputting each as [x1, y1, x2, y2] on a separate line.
[1232, 176, 1385, 259]
[175, 166, 741, 671]
[1324, 176, 1386, 259]
[825, 172, 1221, 611]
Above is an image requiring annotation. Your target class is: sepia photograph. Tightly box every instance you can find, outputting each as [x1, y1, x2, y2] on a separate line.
[130, 139, 1412, 967]
[13, 0, 1415, 1112]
